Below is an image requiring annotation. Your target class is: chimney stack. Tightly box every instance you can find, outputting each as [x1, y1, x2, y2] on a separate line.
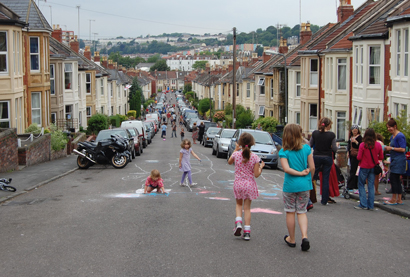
[94, 51, 100, 62]
[84, 46, 91, 60]
[300, 22, 312, 45]
[51, 24, 63, 43]
[70, 35, 79, 53]
[108, 59, 114, 69]
[337, 0, 354, 23]
[101, 56, 108, 68]
[279, 37, 288, 54]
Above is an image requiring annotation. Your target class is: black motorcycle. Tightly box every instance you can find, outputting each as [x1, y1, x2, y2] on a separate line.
[74, 134, 131, 169]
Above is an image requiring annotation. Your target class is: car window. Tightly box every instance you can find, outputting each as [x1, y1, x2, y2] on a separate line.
[207, 128, 219, 135]
[128, 129, 136, 136]
[222, 130, 236, 138]
[253, 132, 274, 145]
[96, 130, 127, 141]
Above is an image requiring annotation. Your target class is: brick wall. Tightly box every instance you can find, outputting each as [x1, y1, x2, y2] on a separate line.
[0, 128, 19, 173]
[18, 134, 51, 166]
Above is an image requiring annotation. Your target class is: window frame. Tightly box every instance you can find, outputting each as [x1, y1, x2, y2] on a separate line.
[369, 46, 381, 85]
[258, 78, 265, 95]
[296, 71, 301, 97]
[30, 37, 40, 72]
[51, 112, 56, 124]
[309, 103, 318, 132]
[336, 111, 346, 140]
[295, 112, 300, 125]
[309, 59, 318, 87]
[86, 106, 92, 117]
[31, 92, 41, 125]
[64, 63, 73, 90]
[86, 73, 91, 94]
[246, 83, 250, 98]
[0, 31, 8, 73]
[0, 100, 10, 128]
[100, 79, 104, 95]
[50, 64, 55, 95]
[397, 29, 401, 76]
[337, 58, 347, 90]
[404, 29, 409, 77]
[270, 79, 274, 98]
[258, 106, 265, 116]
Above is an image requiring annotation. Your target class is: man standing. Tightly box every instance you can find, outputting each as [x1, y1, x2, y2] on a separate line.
[171, 122, 177, 138]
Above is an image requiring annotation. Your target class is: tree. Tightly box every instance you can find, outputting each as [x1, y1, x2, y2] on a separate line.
[129, 77, 142, 118]
[183, 84, 192, 94]
[236, 110, 254, 129]
[147, 54, 161, 63]
[150, 59, 170, 71]
[87, 113, 109, 135]
[198, 98, 211, 115]
[192, 61, 208, 70]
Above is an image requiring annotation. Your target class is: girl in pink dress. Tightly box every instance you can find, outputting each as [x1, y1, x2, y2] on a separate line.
[228, 132, 265, 241]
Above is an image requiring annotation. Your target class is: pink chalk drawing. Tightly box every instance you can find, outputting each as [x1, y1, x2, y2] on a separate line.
[206, 197, 230, 201]
[250, 208, 282, 215]
[382, 197, 391, 200]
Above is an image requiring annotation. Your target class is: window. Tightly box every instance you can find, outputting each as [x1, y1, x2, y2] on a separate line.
[402, 104, 408, 116]
[258, 78, 265, 95]
[369, 46, 381, 84]
[30, 37, 40, 71]
[270, 79, 274, 98]
[310, 59, 318, 86]
[296, 72, 301, 97]
[118, 106, 121, 114]
[101, 106, 104, 114]
[65, 105, 72, 120]
[0, 101, 10, 128]
[101, 79, 104, 95]
[111, 106, 114, 116]
[31, 92, 41, 125]
[64, 63, 72, 89]
[0, 32, 7, 72]
[397, 30, 401, 76]
[43, 37, 48, 72]
[50, 65, 55, 95]
[394, 103, 399, 117]
[258, 106, 265, 116]
[236, 83, 239, 97]
[330, 58, 333, 90]
[309, 103, 317, 131]
[405, 29, 409, 77]
[86, 73, 91, 94]
[336, 112, 346, 140]
[246, 83, 250, 98]
[357, 108, 362, 126]
[110, 83, 113, 97]
[355, 47, 358, 83]
[337, 58, 347, 90]
[353, 107, 358, 124]
[51, 113, 56, 124]
[368, 108, 379, 123]
[296, 112, 300, 125]
[86, 106, 91, 117]
[270, 110, 273, 117]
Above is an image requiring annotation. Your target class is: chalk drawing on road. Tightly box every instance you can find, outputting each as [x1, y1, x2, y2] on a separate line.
[251, 208, 282, 215]
[145, 160, 159, 163]
[206, 197, 230, 201]
[262, 197, 280, 200]
[260, 192, 278, 197]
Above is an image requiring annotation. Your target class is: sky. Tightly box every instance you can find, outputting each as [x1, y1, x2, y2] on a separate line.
[37, 0, 367, 40]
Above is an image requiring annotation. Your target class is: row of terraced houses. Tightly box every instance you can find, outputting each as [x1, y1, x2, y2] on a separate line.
[193, 0, 410, 140]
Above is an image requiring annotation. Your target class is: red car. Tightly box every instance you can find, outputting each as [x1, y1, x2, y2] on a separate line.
[145, 120, 158, 133]
[125, 127, 143, 156]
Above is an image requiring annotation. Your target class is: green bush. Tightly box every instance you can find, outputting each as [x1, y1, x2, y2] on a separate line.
[51, 130, 68, 151]
[109, 115, 121, 127]
[236, 110, 254, 129]
[25, 123, 42, 134]
[369, 111, 410, 146]
[235, 104, 246, 116]
[127, 110, 137, 119]
[224, 103, 232, 115]
[87, 113, 109, 135]
[79, 126, 86, 133]
[252, 117, 279, 133]
[144, 99, 155, 109]
[198, 98, 211, 115]
[185, 91, 195, 101]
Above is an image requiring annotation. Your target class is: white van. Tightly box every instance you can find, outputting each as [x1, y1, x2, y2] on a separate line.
[121, 120, 147, 148]
[146, 113, 160, 122]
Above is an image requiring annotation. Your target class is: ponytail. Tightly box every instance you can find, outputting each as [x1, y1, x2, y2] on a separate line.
[242, 144, 251, 163]
[238, 132, 255, 163]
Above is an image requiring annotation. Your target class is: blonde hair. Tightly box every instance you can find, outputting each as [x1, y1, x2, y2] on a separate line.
[150, 169, 161, 179]
[181, 138, 191, 148]
[282, 124, 303, 151]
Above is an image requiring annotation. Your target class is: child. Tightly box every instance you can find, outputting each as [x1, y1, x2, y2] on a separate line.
[180, 128, 185, 141]
[171, 122, 177, 138]
[179, 139, 201, 187]
[161, 122, 167, 140]
[144, 169, 165, 194]
[228, 132, 264, 241]
[279, 124, 315, 251]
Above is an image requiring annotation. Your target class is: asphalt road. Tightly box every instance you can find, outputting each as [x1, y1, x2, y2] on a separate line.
[1, 96, 409, 277]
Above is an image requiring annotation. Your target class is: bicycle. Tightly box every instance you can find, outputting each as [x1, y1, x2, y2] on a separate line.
[0, 178, 16, 192]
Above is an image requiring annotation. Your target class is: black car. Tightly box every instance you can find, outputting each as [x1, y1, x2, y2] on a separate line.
[96, 129, 136, 160]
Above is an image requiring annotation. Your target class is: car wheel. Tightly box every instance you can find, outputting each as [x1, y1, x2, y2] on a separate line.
[136, 146, 141, 156]
[216, 147, 223, 158]
[212, 145, 216, 155]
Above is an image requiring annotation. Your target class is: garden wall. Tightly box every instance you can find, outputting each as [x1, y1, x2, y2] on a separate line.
[0, 128, 19, 173]
[18, 134, 51, 167]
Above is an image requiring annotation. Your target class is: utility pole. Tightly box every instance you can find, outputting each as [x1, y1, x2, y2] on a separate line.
[232, 27, 237, 129]
[76, 6, 80, 41]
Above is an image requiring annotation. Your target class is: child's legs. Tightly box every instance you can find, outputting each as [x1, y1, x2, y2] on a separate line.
[243, 199, 252, 225]
[146, 186, 154, 193]
[286, 212, 296, 243]
[181, 172, 188, 184]
[235, 199, 243, 218]
[297, 213, 308, 239]
[187, 170, 192, 184]
[295, 191, 309, 239]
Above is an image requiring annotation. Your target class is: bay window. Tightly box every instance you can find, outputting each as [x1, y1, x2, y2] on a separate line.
[30, 37, 40, 71]
[337, 58, 347, 90]
[64, 63, 72, 89]
[31, 92, 41, 125]
[0, 101, 10, 128]
[0, 31, 8, 72]
[369, 46, 381, 84]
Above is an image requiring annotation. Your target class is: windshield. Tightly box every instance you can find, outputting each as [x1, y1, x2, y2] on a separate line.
[221, 130, 236, 138]
[207, 128, 219, 135]
[127, 129, 136, 136]
[187, 113, 198, 119]
[252, 132, 273, 145]
[96, 130, 127, 141]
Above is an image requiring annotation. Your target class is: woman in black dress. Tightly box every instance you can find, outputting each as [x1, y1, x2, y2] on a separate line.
[198, 122, 205, 143]
[347, 125, 362, 190]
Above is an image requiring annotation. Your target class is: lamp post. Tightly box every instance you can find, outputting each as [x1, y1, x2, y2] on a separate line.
[265, 50, 287, 124]
[210, 97, 213, 122]
[93, 32, 98, 53]
[89, 19, 95, 44]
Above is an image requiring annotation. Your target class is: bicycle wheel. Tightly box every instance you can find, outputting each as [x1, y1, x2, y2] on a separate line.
[4, 185, 16, 192]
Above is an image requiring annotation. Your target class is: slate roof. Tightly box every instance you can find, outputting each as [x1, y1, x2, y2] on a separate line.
[1, 0, 52, 31]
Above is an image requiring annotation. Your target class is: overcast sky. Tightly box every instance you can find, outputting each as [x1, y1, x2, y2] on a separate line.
[37, 0, 367, 40]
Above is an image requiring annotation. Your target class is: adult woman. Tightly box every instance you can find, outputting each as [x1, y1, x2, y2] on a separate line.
[347, 125, 362, 191]
[355, 128, 383, 210]
[309, 117, 338, 205]
[384, 118, 407, 205]
[198, 122, 205, 143]
[255, 123, 263, 131]
[192, 122, 198, 144]
[374, 133, 385, 195]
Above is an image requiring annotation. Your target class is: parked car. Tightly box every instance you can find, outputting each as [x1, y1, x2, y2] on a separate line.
[226, 129, 279, 169]
[120, 120, 147, 148]
[202, 127, 220, 147]
[204, 121, 217, 131]
[125, 127, 143, 156]
[96, 128, 135, 159]
[143, 123, 152, 144]
[212, 128, 236, 158]
[186, 114, 199, 131]
[144, 122, 154, 142]
[145, 120, 157, 134]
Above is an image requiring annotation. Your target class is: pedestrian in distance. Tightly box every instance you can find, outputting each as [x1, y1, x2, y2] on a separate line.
[179, 139, 201, 187]
[255, 123, 263, 131]
[228, 132, 264, 241]
[192, 122, 198, 144]
[143, 169, 165, 194]
[161, 122, 167, 140]
[355, 128, 383, 210]
[347, 125, 362, 191]
[171, 122, 177, 138]
[279, 124, 315, 251]
[180, 128, 185, 141]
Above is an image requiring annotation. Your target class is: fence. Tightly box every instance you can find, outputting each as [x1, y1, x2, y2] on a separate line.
[56, 118, 79, 132]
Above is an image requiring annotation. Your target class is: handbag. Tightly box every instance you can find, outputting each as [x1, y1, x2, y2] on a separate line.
[369, 148, 383, 175]
[350, 141, 358, 157]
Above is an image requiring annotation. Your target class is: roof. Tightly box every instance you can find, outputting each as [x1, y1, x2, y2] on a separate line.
[1, 0, 52, 32]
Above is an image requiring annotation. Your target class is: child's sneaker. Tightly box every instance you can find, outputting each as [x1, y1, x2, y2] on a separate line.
[233, 221, 242, 236]
[243, 231, 250, 241]
[190, 183, 197, 186]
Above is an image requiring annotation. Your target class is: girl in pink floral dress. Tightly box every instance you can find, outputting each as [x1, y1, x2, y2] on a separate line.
[228, 132, 265, 240]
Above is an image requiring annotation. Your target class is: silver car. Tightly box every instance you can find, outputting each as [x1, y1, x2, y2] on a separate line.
[202, 127, 220, 147]
[212, 128, 236, 158]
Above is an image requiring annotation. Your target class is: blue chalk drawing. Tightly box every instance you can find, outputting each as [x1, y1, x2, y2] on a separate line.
[260, 192, 277, 197]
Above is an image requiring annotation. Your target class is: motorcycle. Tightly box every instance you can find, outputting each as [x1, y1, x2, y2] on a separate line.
[73, 134, 131, 169]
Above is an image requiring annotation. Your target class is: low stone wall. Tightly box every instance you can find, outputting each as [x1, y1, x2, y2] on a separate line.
[71, 133, 87, 151]
[336, 147, 348, 168]
[18, 134, 51, 167]
[51, 145, 67, 161]
[0, 128, 19, 173]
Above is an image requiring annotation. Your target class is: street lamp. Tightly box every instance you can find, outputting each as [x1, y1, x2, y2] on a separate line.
[210, 97, 213, 122]
[89, 19, 95, 43]
[265, 50, 287, 124]
[93, 32, 98, 53]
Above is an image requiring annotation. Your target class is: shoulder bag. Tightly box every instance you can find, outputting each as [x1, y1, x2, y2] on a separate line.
[350, 141, 358, 157]
[369, 148, 383, 175]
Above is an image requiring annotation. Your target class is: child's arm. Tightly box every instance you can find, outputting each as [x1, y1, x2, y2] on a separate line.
[280, 158, 310, 176]
[308, 153, 315, 179]
[179, 152, 183, 168]
[191, 150, 201, 161]
[228, 143, 241, 165]
[143, 185, 148, 194]
[253, 160, 265, 178]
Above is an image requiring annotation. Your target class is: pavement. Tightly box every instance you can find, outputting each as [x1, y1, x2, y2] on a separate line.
[2, 153, 410, 218]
